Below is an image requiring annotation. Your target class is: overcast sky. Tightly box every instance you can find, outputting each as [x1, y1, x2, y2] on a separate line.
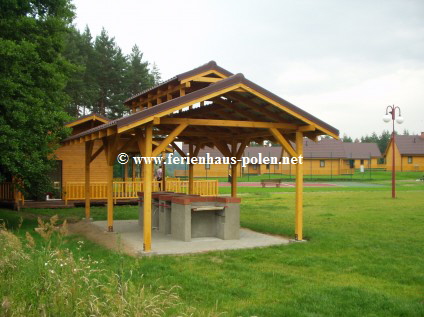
[72, 0, 424, 139]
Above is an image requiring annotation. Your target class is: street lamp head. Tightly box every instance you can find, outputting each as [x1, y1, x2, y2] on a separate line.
[383, 114, 391, 123]
[396, 116, 404, 124]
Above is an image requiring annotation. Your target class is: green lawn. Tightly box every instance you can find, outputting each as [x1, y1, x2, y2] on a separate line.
[218, 180, 424, 194]
[1, 187, 423, 316]
[198, 170, 424, 182]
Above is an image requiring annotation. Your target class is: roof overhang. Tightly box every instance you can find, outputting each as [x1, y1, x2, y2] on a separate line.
[65, 114, 110, 128]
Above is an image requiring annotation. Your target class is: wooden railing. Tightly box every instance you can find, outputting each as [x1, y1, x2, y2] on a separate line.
[0, 182, 14, 201]
[63, 179, 219, 203]
[0, 182, 24, 205]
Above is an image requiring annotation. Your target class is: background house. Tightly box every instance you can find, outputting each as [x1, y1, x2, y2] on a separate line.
[174, 139, 382, 178]
[342, 142, 384, 170]
[385, 133, 424, 171]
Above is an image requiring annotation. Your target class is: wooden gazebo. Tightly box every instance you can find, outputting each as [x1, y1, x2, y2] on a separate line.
[63, 61, 339, 252]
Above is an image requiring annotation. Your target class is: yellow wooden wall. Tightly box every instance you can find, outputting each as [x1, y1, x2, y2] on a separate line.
[385, 140, 424, 171]
[55, 140, 108, 184]
[176, 159, 347, 176]
[385, 141, 402, 171]
[400, 156, 424, 171]
[193, 163, 230, 177]
[295, 159, 342, 175]
[243, 164, 261, 175]
[174, 163, 242, 178]
[246, 159, 343, 176]
[351, 158, 383, 169]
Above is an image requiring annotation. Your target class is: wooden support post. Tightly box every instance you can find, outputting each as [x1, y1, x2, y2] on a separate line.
[231, 163, 238, 197]
[231, 139, 249, 198]
[162, 152, 166, 191]
[103, 135, 118, 232]
[107, 161, 114, 232]
[132, 157, 136, 181]
[295, 131, 304, 241]
[143, 123, 153, 252]
[123, 159, 128, 192]
[85, 141, 93, 220]
[188, 144, 194, 194]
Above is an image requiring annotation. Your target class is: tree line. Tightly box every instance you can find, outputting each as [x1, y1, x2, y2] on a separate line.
[342, 129, 411, 153]
[63, 26, 160, 119]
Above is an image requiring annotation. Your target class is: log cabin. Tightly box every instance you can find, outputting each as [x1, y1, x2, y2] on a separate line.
[385, 133, 424, 171]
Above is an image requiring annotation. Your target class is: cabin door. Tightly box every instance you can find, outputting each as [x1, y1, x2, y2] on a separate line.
[49, 160, 63, 199]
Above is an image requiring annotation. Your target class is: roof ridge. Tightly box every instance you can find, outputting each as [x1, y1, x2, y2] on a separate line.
[124, 60, 234, 104]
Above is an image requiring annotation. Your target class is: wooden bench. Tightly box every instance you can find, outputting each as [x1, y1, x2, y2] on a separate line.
[261, 179, 283, 188]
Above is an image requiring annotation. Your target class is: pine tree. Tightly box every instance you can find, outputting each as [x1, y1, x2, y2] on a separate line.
[378, 130, 392, 153]
[126, 45, 154, 95]
[63, 26, 98, 117]
[90, 28, 128, 118]
[150, 62, 162, 85]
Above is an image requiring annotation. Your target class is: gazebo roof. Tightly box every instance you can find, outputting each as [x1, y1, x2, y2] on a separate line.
[64, 61, 339, 147]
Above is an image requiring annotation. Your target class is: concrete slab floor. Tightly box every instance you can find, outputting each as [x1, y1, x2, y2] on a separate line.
[92, 220, 290, 255]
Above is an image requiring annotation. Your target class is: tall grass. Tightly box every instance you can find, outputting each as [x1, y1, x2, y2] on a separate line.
[0, 216, 209, 317]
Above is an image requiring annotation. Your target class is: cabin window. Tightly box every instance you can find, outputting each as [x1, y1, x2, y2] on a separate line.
[252, 164, 258, 170]
[266, 164, 270, 170]
[408, 156, 413, 164]
[205, 163, 210, 170]
[360, 159, 364, 165]
[378, 158, 385, 164]
[320, 160, 325, 167]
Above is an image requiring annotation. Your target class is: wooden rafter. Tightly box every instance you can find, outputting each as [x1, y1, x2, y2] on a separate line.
[117, 134, 139, 154]
[192, 76, 222, 83]
[180, 70, 229, 84]
[135, 128, 146, 157]
[238, 84, 338, 138]
[212, 139, 232, 157]
[235, 139, 250, 160]
[225, 92, 284, 122]
[151, 123, 188, 157]
[171, 141, 186, 157]
[211, 98, 259, 121]
[90, 144, 104, 163]
[187, 111, 252, 135]
[269, 128, 297, 158]
[159, 118, 298, 129]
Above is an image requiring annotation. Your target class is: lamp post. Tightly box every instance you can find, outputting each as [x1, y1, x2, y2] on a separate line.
[383, 105, 404, 198]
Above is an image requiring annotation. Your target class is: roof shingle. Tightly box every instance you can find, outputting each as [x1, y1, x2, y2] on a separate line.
[395, 135, 424, 155]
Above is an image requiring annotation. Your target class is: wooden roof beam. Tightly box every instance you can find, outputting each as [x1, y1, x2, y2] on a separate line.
[226, 92, 287, 123]
[159, 118, 298, 130]
[211, 98, 260, 121]
[269, 128, 298, 157]
[152, 123, 188, 157]
[180, 70, 229, 84]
